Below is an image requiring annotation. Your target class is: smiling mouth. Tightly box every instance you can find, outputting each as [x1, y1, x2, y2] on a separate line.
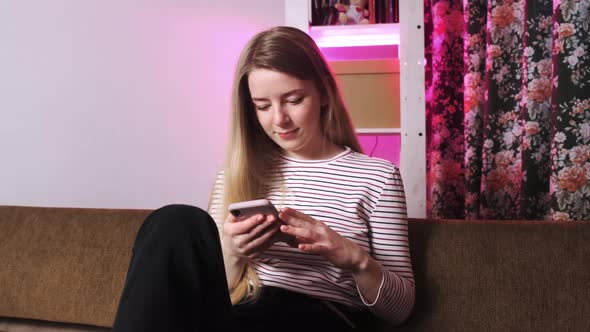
[276, 129, 298, 135]
[275, 128, 299, 139]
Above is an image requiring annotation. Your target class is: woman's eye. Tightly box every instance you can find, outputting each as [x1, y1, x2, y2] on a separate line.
[255, 104, 271, 111]
[287, 97, 304, 105]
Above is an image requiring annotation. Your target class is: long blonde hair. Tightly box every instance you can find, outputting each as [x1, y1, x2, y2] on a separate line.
[222, 26, 362, 304]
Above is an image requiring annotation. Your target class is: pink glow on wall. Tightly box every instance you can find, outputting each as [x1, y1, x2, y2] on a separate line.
[358, 134, 401, 167]
[146, 11, 275, 152]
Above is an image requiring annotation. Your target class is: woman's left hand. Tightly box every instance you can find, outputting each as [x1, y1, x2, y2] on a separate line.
[278, 207, 367, 272]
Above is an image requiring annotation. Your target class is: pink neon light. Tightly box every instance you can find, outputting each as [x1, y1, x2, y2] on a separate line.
[309, 23, 399, 48]
[358, 134, 401, 166]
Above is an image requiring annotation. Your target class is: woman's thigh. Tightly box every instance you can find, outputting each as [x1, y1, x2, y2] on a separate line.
[232, 287, 354, 332]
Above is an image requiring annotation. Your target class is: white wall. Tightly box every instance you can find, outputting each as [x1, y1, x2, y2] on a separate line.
[0, 0, 285, 209]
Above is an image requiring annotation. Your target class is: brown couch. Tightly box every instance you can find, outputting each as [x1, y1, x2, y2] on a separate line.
[1, 205, 589, 331]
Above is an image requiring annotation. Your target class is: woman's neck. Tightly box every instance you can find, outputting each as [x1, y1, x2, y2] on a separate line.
[282, 141, 345, 161]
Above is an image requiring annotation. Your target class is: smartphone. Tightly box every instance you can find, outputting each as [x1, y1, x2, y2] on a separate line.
[228, 199, 280, 221]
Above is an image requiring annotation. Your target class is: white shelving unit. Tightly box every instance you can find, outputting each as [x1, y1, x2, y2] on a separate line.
[398, 1, 426, 218]
[284, 0, 426, 218]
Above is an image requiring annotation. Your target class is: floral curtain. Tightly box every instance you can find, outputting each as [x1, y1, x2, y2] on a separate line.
[425, 0, 590, 220]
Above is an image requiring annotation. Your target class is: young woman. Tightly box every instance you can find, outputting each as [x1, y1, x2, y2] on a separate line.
[112, 26, 414, 332]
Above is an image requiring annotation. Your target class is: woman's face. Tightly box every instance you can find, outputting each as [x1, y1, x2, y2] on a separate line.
[248, 68, 327, 160]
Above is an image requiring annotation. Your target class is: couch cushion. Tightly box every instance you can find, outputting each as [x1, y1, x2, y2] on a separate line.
[402, 219, 590, 331]
[0, 206, 150, 328]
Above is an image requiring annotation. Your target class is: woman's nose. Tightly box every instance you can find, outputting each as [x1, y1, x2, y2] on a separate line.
[272, 106, 290, 126]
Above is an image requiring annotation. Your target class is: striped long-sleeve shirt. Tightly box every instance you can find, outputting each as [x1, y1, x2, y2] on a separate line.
[208, 147, 415, 324]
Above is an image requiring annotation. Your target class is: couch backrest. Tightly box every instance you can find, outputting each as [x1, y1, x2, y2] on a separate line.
[401, 219, 590, 331]
[0, 205, 149, 328]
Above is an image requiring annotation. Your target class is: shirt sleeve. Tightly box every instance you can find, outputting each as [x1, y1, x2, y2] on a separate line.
[207, 171, 225, 232]
[357, 166, 415, 325]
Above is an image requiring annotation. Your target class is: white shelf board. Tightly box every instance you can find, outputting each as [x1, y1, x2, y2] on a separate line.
[356, 128, 401, 134]
[309, 23, 400, 47]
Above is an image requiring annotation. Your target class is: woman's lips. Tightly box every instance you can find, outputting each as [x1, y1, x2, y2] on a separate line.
[277, 128, 298, 139]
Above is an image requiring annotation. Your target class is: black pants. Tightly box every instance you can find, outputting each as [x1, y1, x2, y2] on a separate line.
[112, 204, 357, 332]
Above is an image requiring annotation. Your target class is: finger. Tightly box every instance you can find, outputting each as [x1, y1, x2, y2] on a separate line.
[298, 243, 324, 253]
[242, 224, 280, 256]
[278, 212, 302, 227]
[224, 214, 265, 236]
[236, 216, 278, 245]
[280, 224, 316, 242]
[250, 215, 279, 236]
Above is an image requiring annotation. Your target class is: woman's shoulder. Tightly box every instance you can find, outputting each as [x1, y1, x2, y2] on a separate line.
[342, 149, 399, 174]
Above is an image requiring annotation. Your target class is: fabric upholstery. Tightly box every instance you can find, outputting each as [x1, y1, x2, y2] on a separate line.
[401, 219, 590, 331]
[1, 206, 589, 331]
[0, 206, 149, 328]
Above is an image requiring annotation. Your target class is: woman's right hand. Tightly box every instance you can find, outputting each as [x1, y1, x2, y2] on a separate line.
[221, 213, 281, 260]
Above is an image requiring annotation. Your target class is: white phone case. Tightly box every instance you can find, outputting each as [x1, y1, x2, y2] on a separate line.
[227, 199, 279, 221]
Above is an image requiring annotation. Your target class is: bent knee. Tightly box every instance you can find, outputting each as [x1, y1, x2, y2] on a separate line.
[155, 204, 210, 220]
[143, 204, 217, 238]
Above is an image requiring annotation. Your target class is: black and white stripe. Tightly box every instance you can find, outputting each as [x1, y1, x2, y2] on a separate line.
[208, 147, 415, 324]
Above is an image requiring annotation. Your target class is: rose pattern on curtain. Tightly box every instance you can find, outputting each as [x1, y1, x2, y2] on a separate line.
[424, 0, 590, 220]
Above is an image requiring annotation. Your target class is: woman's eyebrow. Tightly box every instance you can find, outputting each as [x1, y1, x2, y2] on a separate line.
[282, 89, 305, 97]
[251, 89, 305, 102]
